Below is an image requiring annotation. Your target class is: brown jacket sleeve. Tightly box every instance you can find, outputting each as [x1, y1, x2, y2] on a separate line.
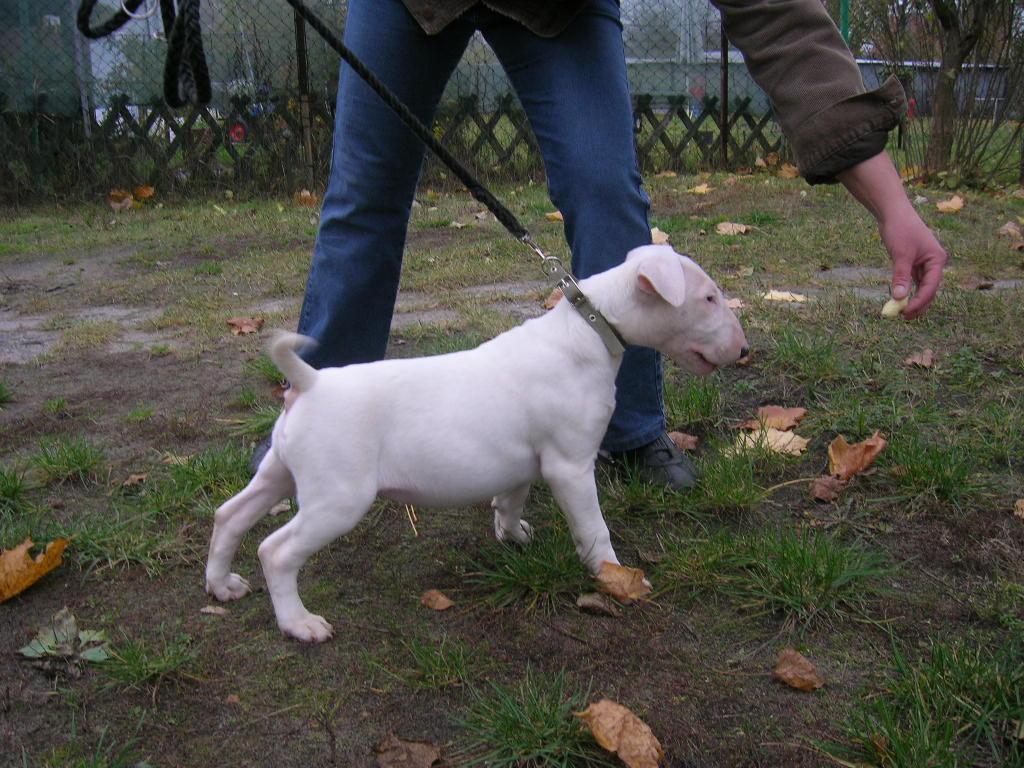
[712, 0, 906, 183]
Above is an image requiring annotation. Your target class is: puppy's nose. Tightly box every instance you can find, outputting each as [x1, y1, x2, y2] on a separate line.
[739, 346, 750, 359]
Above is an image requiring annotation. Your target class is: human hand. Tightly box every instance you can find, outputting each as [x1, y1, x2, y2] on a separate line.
[878, 208, 948, 319]
[837, 151, 948, 318]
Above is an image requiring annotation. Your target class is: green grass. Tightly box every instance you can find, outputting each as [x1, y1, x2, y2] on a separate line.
[840, 640, 1024, 767]
[227, 403, 280, 439]
[141, 444, 250, 518]
[658, 527, 889, 626]
[0, 379, 11, 407]
[885, 433, 978, 507]
[765, 328, 846, 386]
[245, 355, 285, 385]
[125, 406, 155, 423]
[43, 397, 68, 416]
[0, 465, 28, 515]
[455, 669, 614, 768]
[664, 372, 723, 428]
[102, 632, 197, 691]
[467, 525, 591, 612]
[31, 437, 107, 485]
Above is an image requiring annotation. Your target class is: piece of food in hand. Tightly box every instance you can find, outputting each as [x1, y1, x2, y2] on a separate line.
[880, 295, 908, 318]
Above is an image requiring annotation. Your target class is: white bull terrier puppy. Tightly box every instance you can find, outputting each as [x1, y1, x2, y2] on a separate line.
[205, 244, 747, 642]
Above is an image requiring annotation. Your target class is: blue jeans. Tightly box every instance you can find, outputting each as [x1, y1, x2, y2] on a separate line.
[297, 0, 664, 452]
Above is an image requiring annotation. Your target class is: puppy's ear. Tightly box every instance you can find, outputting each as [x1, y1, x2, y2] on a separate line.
[636, 251, 687, 307]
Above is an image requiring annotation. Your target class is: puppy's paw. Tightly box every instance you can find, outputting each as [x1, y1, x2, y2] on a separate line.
[281, 612, 333, 643]
[494, 512, 533, 545]
[206, 573, 252, 601]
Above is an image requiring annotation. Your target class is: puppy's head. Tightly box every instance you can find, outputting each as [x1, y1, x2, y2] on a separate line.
[620, 245, 747, 376]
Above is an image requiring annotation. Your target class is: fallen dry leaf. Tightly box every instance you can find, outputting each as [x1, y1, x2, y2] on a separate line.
[900, 165, 924, 181]
[739, 405, 807, 431]
[132, 185, 155, 200]
[936, 195, 964, 213]
[762, 290, 808, 303]
[778, 163, 800, 179]
[734, 428, 810, 457]
[811, 475, 847, 502]
[904, 349, 935, 368]
[545, 210, 564, 222]
[576, 699, 664, 768]
[754, 155, 768, 169]
[543, 286, 563, 310]
[374, 734, 441, 768]
[773, 648, 824, 692]
[828, 432, 887, 482]
[269, 500, 291, 516]
[106, 189, 134, 212]
[688, 183, 713, 195]
[1014, 499, 1024, 519]
[225, 694, 241, 704]
[0, 539, 69, 603]
[716, 222, 749, 236]
[765, 152, 780, 167]
[576, 592, 621, 617]
[227, 316, 264, 336]
[731, 265, 755, 278]
[725, 297, 745, 310]
[420, 589, 454, 611]
[160, 452, 192, 465]
[653, 170, 677, 179]
[595, 562, 651, 604]
[650, 227, 670, 245]
[293, 189, 319, 208]
[997, 221, 1022, 239]
[667, 431, 698, 452]
[200, 605, 229, 616]
[121, 473, 148, 487]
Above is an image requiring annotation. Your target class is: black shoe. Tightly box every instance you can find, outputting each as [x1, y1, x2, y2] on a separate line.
[249, 435, 273, 475]
[614, 432, 698, 492]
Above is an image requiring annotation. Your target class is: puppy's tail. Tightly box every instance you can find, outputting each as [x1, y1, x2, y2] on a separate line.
[268, 331, 319, 392]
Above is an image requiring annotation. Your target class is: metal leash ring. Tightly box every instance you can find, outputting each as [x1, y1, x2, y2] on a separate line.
[120, 0, 160, 21]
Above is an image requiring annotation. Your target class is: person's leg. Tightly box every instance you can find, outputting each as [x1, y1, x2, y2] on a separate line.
[480, 3, 662, 453]
[296, 0, 473, 368]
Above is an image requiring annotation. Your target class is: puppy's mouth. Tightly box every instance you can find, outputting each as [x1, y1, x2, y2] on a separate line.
[689, 349, 719, 375]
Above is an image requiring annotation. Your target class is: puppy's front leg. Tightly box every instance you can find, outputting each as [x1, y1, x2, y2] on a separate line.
[542, 457, 619, 573]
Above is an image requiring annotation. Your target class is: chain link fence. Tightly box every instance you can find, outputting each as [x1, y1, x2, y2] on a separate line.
[4, 1, 797, 202]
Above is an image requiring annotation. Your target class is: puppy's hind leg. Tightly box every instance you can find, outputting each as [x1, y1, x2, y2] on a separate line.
[492, 483, 533, 544]
[206, 449, 295, 602]
[257, 487, 374, 643]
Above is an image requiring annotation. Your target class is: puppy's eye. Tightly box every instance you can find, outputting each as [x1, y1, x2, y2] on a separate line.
[706, 295, 715, 303]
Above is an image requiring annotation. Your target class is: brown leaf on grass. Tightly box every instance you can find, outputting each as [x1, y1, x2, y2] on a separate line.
[106, 189, 134, 212]
[543, 286, 563, 310]
[765, 152, 780, 167]
[738, 406, 807, 431]
[725, 297, 745, 310]
[293, 189, 319, 208]
[161, 452, 192, 465]
[121, 473, 148, 488]
[132, 185, 155, 200]
[0, 539, 69, 603]
[420, 589, 454, 611]
[936, 195, 965, 213]
[1014, 499, 1024, 519]
[667, 431, 698, 452]
[828, 432, 887, 482]
[227, 316, 264, 335]
[731, 265, 755, 278]
[715, 222, 749, 236]
[778, 163, 800, 179]
[200, 605, 229, 616]
[576, 699, 664, 768]
[997, 221, 1022, 239]
[374, 734, 442, 768]
[688, 183, 713, 195]
[650, 227, 670, 245]
[653, 170, 677, 179]
[545, 210, 564, 222]
[904, 349, 935, 368]
[811, 475, 847, 502]
[734, 428, 810, 457]
[576, 592, 621, 617]
[762, 290, 808, 303]
[773, 648, 824, 692]
[595, 562, 651, 604]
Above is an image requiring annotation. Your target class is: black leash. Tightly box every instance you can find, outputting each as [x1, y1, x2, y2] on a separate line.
[76, 0, 627, 354]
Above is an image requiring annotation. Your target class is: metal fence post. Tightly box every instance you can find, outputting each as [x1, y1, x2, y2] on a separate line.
[293, 9, 315, 191]
[720, 20, 729, 168]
